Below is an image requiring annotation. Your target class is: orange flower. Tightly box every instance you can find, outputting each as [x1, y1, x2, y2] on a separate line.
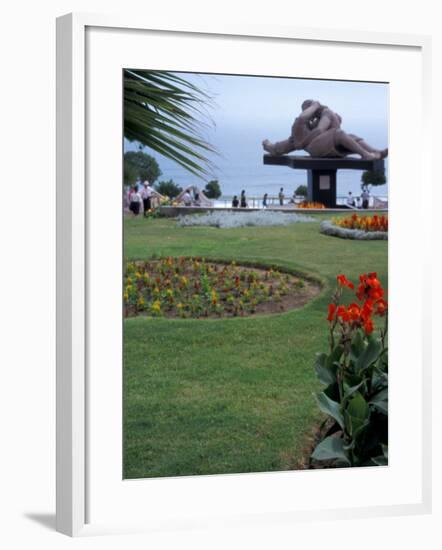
[337, 274, 354, 290]
[327, 303, 337, 321]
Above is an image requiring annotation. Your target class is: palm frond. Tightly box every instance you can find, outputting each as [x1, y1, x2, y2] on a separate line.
[124, 69, 217, 179]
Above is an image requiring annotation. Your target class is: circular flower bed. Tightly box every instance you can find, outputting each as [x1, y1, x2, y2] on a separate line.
[320, 214, 388, 240]
[124, 257, 321, 319]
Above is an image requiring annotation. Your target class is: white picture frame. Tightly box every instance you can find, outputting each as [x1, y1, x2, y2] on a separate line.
[56, 12, 432, 537]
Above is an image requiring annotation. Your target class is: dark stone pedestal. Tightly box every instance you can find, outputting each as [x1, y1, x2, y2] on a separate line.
[263, 154, 385, 208]
[307, 169, 337, 207]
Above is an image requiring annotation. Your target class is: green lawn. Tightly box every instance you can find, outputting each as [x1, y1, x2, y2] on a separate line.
[123, 213, 387, 478]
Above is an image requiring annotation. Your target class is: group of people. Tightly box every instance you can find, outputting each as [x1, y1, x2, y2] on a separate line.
[180, 188, 201, 207]
[231, 187, 301, 209]
[231, 190, 248, 208]
[127, 180, 156, 217]
[230, 187, 372, 210]
[347, 189, 371, 209]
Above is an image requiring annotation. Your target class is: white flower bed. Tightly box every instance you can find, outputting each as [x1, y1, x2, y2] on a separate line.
[320, 220, 388, 240]
[176, 210, 315, 228]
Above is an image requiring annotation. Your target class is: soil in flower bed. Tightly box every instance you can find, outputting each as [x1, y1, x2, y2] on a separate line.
[124, 257, 321, 319]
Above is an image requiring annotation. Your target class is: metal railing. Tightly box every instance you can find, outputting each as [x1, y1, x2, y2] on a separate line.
[214, 195, 388, 209]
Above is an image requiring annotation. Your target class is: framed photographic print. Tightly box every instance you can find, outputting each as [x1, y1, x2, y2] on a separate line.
[56, 13, 432, 536]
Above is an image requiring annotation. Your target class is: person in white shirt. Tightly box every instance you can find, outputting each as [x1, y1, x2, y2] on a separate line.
[129, 185, 142, 216]
[347, 191, 356, 208]
[182, 190, 192, 206]
[141, 180, 154, 216]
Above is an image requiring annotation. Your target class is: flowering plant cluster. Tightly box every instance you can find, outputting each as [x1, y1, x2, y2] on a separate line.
[332, 213, 388, 232]
[327, 273, 387, 337]
[177, 210, 314, 229]
[124, 257, 309, 319]
[310, 272, 388, 468]
[143, 207, 161, 219]
[297, 201, 326, 209]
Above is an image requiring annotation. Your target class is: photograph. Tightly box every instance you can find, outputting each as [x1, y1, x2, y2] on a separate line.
[122, 69, 389, 479]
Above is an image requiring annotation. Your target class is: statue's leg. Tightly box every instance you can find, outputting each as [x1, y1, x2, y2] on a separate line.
[349, 134, 388, 159]
[334, 130, 380, 160]
[262, 138, 295, 156]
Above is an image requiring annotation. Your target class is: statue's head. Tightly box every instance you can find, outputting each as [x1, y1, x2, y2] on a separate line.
[301, 99, 314, 110]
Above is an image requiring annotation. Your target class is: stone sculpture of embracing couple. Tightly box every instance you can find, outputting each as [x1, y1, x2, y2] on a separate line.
[263, 100, 388, 161]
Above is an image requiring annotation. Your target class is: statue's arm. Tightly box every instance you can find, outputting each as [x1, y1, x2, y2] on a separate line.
[315, 113, 332, 132]
[297, 101, 321, 121]
[305, 113, 333, 142]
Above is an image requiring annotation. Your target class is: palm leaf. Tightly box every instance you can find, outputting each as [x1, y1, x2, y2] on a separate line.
[124, 69, 217, 179]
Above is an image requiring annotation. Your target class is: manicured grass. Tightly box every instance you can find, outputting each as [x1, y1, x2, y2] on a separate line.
[123, 213, 387, 478]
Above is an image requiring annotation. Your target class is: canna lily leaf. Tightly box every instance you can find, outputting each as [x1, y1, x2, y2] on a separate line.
[312, 436, 351, 465]
[316, 392, 344, 429]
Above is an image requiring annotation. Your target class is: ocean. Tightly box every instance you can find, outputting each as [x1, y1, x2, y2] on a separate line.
[124, 123, 388, 203]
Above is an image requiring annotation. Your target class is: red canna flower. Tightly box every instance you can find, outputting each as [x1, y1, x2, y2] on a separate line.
[360, 299, 374, 321]
[363, 318, 374, 334]
[369, 288, 384, 301]
[366, 275, 381, 288]
[327, 303, 337, 321]
[347, 303, 361, 321]
[374, 298, 388, 316]
[337, 305, 350, 322]
[337, 274, 354, 290]
[357, 273, 385, 301]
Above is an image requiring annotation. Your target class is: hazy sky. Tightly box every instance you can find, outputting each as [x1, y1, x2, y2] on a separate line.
[125, 71, 389, 197]
[182, 72, 388, 132]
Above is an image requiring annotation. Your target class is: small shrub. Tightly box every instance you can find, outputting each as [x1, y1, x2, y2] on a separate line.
[204, 180, 222, 199]
[155, 179, 182, 198]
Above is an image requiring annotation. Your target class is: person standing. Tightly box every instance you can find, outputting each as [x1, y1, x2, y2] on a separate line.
[129, 185, 142, 216]
[278, 187, 285, 206]
[141, 180, 154, 216]
[232, 195, 239, 208]
[240, 190, 247, 208]
[262, 193, 268, 208]
[361, 188, 370, 209]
